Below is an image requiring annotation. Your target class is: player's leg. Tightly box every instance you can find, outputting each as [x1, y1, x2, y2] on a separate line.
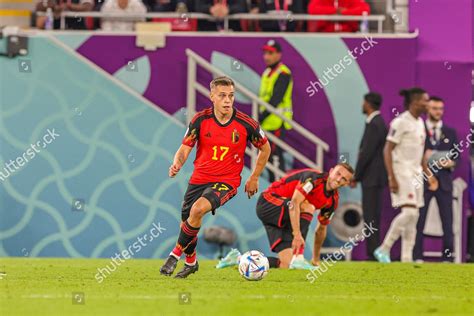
[160, 183, 207, 276]
[256, 192, 287, 266]
[175, 182, 236, 278]
[293, 202, 315, 256]
[270, 202, 315, 269]
[173, 197, 213, 278]
[375, 204, 418, 263]
[414, 190, 434, 261]
[375, 173, 418, 262]
[400, 206, 420, 262]
[400, 179, 425, 262]
[276, 248, 293, 268]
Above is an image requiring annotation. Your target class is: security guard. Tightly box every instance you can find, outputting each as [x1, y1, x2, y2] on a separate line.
[259, 40, 293, 182]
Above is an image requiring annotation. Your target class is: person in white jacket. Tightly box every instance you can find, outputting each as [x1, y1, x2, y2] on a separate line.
[101, 0, 147, 31]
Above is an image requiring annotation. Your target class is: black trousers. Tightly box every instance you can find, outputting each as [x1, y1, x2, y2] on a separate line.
[362, 186, 383, 260]
[267, 128, 286, 183]
[414, 188, 454, 261]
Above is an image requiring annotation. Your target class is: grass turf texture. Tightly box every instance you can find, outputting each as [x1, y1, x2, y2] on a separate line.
[0, 258, 473, 316]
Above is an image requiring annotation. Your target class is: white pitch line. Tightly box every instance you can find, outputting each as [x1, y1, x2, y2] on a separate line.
[1, 293, 469, 302]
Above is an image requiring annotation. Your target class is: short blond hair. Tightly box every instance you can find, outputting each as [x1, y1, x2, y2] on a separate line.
[210, 76, 234, 91]
[337, 162, 355, 175]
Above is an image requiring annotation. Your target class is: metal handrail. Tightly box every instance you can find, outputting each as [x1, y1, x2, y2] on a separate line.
[186, 48, 330, 177]
[228, 13, 385, 21]
[46, 11, 386, 33]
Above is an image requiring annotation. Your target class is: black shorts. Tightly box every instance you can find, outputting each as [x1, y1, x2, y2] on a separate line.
[181, 182, 237, 221]
[256, 192, 293, 253]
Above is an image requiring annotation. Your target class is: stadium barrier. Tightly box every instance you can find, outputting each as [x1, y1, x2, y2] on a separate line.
[36, 11, 386, 33]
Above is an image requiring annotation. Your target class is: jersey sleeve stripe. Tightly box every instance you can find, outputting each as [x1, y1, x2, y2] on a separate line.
[191, 108, 213, 123]
[235, 113, 259, 129]
[235, 111, 258, 126]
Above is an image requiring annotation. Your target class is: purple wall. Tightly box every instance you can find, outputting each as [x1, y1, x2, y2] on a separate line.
[409, 0, 474, 62]
[408, 0, 474, 261]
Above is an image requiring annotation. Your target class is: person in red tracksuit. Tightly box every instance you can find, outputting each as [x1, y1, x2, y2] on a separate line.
[307, 0, 371, 32]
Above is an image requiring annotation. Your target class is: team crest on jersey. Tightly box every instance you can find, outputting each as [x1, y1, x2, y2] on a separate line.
[408, 193, 414, 199]
[231, 129, 240, 144]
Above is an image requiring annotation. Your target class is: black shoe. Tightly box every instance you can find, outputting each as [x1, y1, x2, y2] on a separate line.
[160, 256, 178, 276]
[174, 261, 199, 279]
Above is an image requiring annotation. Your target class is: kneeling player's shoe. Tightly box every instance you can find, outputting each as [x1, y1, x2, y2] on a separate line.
[216, 248, 241, 269]
[174, 261, 199, 279]
[160, 255, 178, 276]
[289, 256, 314, 270]
[373, 247, 391, 263]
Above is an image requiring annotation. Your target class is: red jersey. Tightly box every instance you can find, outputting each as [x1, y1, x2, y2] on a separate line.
[182, 107, 268, 188]
[265, 169, 339, 225]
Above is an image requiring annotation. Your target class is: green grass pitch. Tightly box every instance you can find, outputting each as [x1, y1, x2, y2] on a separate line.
[0, 258, 473, 315]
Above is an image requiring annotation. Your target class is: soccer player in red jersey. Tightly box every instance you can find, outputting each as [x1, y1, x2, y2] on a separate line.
[258, 163, 354, 269]
[216, 163, 354, 270]
[160, 76, 271, 278]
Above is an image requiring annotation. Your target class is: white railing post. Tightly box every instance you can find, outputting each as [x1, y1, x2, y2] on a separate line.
[316, 146, 324, 171]
[60, 13, 66, 30]
[223, 17, 229, 32]
[186, 51, 197, 124]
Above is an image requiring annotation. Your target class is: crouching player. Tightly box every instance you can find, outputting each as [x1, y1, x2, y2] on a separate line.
[216, 163, 354, 270]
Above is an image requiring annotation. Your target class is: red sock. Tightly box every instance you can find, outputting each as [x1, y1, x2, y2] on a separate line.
[297, 246, 305, 255]
[171, 244, 183, 259]
[185, 252, 197, 266]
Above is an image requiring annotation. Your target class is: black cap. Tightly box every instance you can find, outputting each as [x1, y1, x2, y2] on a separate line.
[262, 39, 282, 52]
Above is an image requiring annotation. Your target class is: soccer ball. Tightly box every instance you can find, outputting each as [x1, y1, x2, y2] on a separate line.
[238, 250, 269, 281]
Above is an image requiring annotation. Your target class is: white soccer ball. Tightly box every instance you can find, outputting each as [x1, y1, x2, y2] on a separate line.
[238, 250, 269, 281]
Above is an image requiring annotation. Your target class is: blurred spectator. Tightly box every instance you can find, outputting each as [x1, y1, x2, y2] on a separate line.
[101, 0, 147, 31]
[145, 0, 191, 12]
[240, 0, 260, 31]
[352, 92, 388, 261]
[259, 40, 293, 182]
[307, 0, 370, 32]
[414, 96, 458, 262]
[195, 0, 247, 31]
[35, 0, 95, 30]
[257, 0, 304, 32]
[150, 0, 198, 31]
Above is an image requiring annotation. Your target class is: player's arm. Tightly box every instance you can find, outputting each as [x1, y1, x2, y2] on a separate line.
[311, 200, 335, 265]
[171, 114, 201, 178]
[245, 141, 271, 198]
[245, 123, 271, 198]
[383, 140, 398, 193]
[311, 222, 327, 266]
[288, 189, 306, 253]
[169, 144, 193, 178]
